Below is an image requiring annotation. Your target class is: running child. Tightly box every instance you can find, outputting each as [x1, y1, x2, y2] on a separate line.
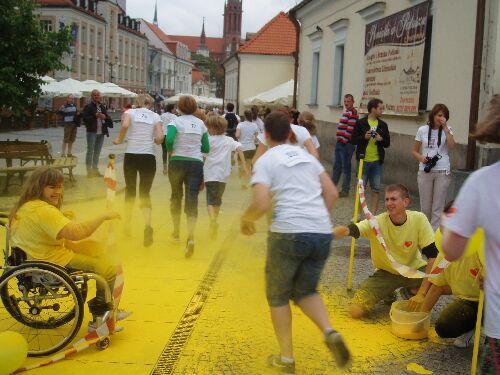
[236, 110, 259, 189]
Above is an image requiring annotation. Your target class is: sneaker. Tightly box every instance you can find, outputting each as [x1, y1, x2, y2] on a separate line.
[88, 321, 124, 333]
[209, 220, 218, 240]
[267, 354, 295, 374]
[453, 329, 475, 348]
[395, 287, 414, 301]
[171, 230, 180, 242]
[143, 226, 153, 247]
[185, 239, 194, 258]
[339, 191, 349, 198]
[116, 309, 132, 322]
[325, 331, 351, 369]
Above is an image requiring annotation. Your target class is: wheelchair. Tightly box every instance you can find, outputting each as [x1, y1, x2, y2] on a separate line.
[0, 213, 114, 356]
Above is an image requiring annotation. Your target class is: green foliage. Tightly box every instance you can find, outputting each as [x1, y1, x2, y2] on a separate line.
[0, 0, 71, 114]
[191, 53, 224, 97]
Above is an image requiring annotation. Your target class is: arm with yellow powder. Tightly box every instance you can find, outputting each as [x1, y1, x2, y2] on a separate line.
[57, 212, 120, 241]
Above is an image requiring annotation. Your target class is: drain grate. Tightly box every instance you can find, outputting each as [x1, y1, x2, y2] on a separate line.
[151, 230, 238, 374]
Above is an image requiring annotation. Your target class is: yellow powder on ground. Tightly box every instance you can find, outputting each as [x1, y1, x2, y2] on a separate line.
[407, 362, 433, 374]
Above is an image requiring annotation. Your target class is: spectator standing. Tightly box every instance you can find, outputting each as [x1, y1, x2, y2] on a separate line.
[160, 104, 177, 175]
[441, 95, 500, 375]
[352, 98, 390, 214]
[332, 94, 359, 197]
[224, 102, 240, 140]
[113, 94, 164, 247]
[58, 94, 79, 157]
[165, 96, 210, 258]
[82, 89, 113, 178]
[412, 104, 456, 230]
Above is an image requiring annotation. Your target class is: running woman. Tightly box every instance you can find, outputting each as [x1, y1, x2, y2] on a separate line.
[241, 111, 351, 373]
[236, 110, 259, 189]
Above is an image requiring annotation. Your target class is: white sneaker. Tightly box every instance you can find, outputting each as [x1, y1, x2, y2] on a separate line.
[116, 309, 132, 322]
[453, 329, 475, 348]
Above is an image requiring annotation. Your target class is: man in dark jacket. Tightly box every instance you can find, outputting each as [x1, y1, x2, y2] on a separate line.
[82, 89, 113, 177]
[224, 102, 239, 140]
[352, 98, 390, 214]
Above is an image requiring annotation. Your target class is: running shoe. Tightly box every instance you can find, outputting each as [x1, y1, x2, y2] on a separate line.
[325, 331, 351, 368]
[185, 239, 194, 258]
[267, 354, 295, 374]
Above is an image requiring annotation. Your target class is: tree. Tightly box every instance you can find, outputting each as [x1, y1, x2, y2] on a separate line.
[0, 0, 71, 116]
[191, 53, 225, 98]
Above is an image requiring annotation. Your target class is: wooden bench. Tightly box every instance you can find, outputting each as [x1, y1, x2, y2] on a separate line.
[0, 140, 77, 193]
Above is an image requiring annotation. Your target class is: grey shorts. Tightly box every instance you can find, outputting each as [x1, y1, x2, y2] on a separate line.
[63, 124, 77, 143]
[265, 232, 332, 307]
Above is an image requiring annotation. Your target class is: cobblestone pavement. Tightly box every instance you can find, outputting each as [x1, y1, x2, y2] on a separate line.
[0, 127, 473, 374]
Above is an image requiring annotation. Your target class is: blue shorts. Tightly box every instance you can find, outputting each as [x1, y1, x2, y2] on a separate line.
[205, 181, 226, 206]
[265, 232, 332, 307]
[361, 160, 383, 193]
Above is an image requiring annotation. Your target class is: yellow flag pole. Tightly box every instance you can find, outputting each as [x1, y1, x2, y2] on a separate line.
[347, 155, 364, 291]
[471, 290, 485, 375]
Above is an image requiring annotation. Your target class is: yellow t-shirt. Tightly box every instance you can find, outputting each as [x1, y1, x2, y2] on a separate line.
[357, 211, 435, 275]
[364, 118, 380, 162]
[431, 252, 481, 301]
[10, 200, 73, 267]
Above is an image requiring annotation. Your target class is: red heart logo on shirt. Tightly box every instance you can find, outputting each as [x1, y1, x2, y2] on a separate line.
[404, 241, 413, 248]
[470, 268, 479, 278]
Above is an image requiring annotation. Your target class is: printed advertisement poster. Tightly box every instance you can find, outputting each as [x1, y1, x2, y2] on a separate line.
[359, 2, 429, 115]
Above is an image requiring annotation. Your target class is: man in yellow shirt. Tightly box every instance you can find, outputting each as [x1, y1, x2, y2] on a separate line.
[351, 98, 390, 214]
[419, 252, 482, 348]
[334, 184, 437, 318]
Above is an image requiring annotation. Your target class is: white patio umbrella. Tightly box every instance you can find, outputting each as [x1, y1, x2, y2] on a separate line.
[40, 80, 83, 98]
[103, 82, 137, 98]
[81, 80, 123, 97]
[41, 75, 56, 83]
[243, 79, 294, 107]
[58, 78, 88, 95]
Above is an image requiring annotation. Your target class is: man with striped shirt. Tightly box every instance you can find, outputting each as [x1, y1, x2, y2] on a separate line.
[332, 94, 358, 197]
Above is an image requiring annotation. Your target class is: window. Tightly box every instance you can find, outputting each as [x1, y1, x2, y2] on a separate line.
[40, 20, 52, 32]
[310, 51, 320, 105]
[97, 30, 102, 48]
[332, 44, 344, 106]
[89, 28, 94, 47]
[81, 25, 87, 44]
[89, 58, 94, 75]
[81, 56, 86, 74]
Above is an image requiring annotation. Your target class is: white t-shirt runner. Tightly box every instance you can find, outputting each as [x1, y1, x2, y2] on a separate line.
[257, 124, 312, 150]
[251, 144, 332, 234]
[237, 121, 259, 151]
[204, 135, 241, 183]
[415, 125, 454, 172]
[443, 162, 500, 339]
[125, 108, 161, 155]
[169, 114, 208, 161]
[253, 117, 264, 133]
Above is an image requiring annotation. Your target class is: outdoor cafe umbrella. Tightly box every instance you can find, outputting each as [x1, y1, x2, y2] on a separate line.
[243, 79, 294, 107]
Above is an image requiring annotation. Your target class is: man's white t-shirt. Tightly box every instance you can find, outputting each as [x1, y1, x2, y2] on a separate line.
[237, 121, 260, 151]
[204, 135, 241, 183]
[251, 144, 332, 234]
[253, 117, 264, 133]
[169, 114, 207, 161]
[257, 124, 312, 149]
[443, 162, 500, 339]
[160, 112, 177, 134]
[125, 108, 161, 155]
[415, 125, 454, 172]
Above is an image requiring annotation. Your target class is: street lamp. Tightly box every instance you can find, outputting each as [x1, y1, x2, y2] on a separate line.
[105, 55, 119, 82]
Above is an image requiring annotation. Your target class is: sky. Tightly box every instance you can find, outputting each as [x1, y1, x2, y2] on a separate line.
[126, 0, 300, 37]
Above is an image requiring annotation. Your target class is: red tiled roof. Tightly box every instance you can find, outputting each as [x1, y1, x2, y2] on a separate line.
[144, 20, 173, 43]
[168, 35, 225, 54]
[192, 69, 206, 83]
[238, 12, 297, 56]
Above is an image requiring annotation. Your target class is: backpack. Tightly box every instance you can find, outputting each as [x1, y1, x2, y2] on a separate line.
[225, 113, 238, 139]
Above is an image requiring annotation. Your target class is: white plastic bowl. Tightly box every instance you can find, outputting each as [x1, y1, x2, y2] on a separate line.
[390, 300, 430, 340]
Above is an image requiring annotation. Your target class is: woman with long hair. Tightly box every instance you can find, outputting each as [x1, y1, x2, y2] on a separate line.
[9, 166, 129, 329]
[165, 96, 210, 257]
[412, 104, 456, 230]
[298, 111, 320, 150]
[114, 94, 164, 247]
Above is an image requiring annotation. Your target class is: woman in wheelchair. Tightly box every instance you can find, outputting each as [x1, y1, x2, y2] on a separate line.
[8, 166, 130, 330]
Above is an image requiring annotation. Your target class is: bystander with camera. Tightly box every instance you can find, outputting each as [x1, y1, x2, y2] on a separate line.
[412, 104, 455, 230]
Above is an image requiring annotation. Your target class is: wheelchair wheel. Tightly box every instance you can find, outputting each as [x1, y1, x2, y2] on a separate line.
[0, 263, 84, 356]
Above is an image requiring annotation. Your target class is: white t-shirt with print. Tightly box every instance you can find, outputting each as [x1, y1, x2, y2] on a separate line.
[204, 135, 242, 183]
[415, 125, 453, 172]
[237, 121, 260, 151]
[251, 144, 332, 234]
[125, 108, 161, 155]
[257, 124, 312, 150]
[443, 162, 500, 339]
[311, 135, 320, 149]
[169, 114, 207, 161]
[160, 112, 177, 134]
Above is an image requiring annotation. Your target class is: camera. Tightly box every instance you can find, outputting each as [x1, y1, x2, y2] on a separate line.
[370, 130, 377, 139]
[424, 154, 442, 173]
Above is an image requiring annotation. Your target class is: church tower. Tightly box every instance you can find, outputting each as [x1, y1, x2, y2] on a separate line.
[197, 18, 209, 57]
[223, 0, 242, 56]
